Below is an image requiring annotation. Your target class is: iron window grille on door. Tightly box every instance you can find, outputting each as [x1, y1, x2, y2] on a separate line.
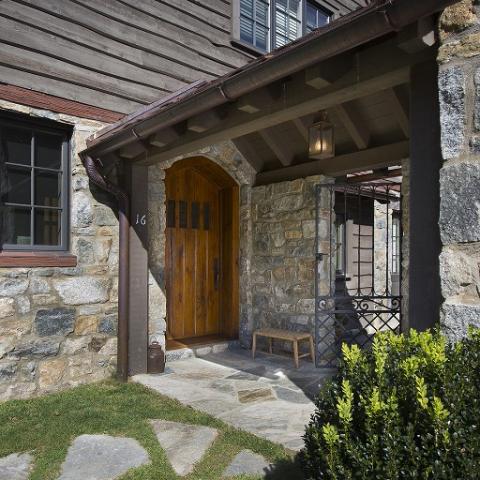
[0, 114, 71, 251]
[234, 0, 331, 53]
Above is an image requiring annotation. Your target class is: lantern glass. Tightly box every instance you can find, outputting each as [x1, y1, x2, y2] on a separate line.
[309, 120, 335, 159]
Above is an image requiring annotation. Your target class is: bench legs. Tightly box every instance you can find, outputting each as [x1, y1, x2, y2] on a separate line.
[293, 340, 299, 369]
[251, 333, 314, 368]
[309, 336, 315, 364]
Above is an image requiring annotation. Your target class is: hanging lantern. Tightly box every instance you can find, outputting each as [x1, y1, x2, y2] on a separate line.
[308, 114, 335, 160]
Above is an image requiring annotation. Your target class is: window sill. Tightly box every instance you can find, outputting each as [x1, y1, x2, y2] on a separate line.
[0, 252, 77, 268]
[230, 38, 265, 57]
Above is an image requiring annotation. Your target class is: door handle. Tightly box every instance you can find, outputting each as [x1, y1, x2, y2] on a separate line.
[214, 258, 220, 290]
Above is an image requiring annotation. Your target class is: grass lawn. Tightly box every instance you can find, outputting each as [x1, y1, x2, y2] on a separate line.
[0, 380, 304, 479]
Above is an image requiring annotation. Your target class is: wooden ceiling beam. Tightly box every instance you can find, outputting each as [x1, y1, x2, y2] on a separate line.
[397, 17, 436, 54]
[149, 126, 181, 148]
[259, 126, 296, 166]
[139, 40, 432, 166]
[236, 88, 276, 114]
[333, 102, 370, 150]
[255, 141, 409, 185]
[187, 109, 222, 133]
[233, 136, 264, 172]
[118, 141, 146, 159]
[292, 117, 309, 142]
[384, 87, 409, 138]
[305, 55, 353, 90]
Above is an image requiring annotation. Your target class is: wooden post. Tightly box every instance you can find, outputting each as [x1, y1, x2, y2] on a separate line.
[127, 164, 149, 374]
[407, 60, 442, 331]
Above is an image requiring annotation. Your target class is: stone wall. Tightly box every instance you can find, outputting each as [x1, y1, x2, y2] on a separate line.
[251, 175, 330, 354]
[438, 1, 480, 340]
[0, 101, 118, 400]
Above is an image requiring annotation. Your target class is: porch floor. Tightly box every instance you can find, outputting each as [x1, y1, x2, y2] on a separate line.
[133, 347, 334, 451]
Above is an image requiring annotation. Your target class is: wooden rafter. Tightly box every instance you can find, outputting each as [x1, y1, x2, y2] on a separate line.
[259, 127, 295, 166]
[384, 87, 409, 138]
[139, 40, 431, 166]
[333, 102, 370, 150]
[291, 117, 309, 142]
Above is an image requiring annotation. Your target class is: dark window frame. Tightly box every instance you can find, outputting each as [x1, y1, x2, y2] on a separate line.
[0, 112, 72, 252]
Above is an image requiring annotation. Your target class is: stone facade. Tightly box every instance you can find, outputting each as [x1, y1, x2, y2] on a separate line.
[251, 175, 331, 354]
[0, 101, 118, 400]
[438, 1, 480, 340]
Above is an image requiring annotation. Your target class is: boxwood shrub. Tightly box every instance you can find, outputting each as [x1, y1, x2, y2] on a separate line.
[302, 329, 480, 479]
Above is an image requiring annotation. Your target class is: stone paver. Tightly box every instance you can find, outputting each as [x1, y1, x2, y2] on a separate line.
[223, 450, 271, 478]
[133, 348, 333, 450]
[0, 453, 33, 480]
[150, 420, 218, 476]
[58, 434, 149, 480]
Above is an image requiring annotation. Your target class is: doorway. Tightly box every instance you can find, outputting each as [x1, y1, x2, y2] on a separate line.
[165, 157, 239, 350]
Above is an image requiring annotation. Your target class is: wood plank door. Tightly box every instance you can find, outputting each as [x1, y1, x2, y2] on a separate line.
[165, 165, 222, 340]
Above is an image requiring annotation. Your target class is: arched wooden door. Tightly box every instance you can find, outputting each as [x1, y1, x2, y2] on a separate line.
[165, 158, 239, 345]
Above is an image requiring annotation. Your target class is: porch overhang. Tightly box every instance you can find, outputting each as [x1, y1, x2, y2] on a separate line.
[80, 0, 457, 184]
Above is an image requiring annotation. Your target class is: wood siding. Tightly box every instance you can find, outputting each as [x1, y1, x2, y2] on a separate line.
[0, 0, 365, 115]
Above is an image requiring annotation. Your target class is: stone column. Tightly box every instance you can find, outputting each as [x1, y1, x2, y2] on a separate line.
[438, 1, 480, 340]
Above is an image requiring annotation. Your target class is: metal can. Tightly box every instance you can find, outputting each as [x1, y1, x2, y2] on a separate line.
[147, 341, 166, 374]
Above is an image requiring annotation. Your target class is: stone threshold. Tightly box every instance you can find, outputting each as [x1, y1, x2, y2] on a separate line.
[166, 339, 241, 363]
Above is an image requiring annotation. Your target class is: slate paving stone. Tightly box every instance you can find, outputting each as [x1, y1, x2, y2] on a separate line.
[150, 420, 218, 476]
[273, 386, 311, 404]
[58, 434, 149, 480]
[0, 452, 33, 480]
[223, 450, 272, 478]
[226, 371, 260, 381]
[237, 387, 275, 404]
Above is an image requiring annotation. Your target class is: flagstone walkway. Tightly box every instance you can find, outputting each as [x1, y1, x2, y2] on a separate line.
[1, 421, 274, 479]
[134, 347, 333, 451]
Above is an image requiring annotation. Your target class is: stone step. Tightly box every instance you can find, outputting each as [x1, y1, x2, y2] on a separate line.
[166, 340, 240, 362]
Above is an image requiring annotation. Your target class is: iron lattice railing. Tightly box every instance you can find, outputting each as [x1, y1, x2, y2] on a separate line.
[315, 182, 402, 367]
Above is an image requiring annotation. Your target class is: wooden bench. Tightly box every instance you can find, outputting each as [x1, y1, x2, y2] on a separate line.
[252, 328, 315, 368]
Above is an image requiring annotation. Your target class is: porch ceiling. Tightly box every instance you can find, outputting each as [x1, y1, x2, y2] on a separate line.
[82, 0, 449, 184]
[119, 33, 429, 183]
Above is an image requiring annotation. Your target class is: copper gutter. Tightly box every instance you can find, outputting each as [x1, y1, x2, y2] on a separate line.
[80, 154, 129, 381]
[83, 0, 458, 158]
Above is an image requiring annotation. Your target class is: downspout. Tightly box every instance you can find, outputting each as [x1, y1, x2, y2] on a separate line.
[80, 154, 129, 382]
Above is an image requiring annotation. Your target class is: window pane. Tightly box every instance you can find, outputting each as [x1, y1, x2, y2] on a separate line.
[240, 16, 254, 44]
[0, 206, 31, 245]
[256, 25, 268, 51]
[34, 208, 60, 246]
[1, 126, 31, 166]
[256, 0, 268, 26]
[306, 1, 330, 32]
[1, 166, 31, 205]
[35, 170, 60, 207]
[35, 133, 62, 170]
[240, 0, 269, 51]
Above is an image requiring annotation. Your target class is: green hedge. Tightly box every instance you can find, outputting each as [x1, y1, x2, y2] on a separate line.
[302, 329, 480, 479]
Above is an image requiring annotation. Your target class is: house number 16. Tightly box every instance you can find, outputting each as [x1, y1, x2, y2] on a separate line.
[135, 213, 146, 225]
